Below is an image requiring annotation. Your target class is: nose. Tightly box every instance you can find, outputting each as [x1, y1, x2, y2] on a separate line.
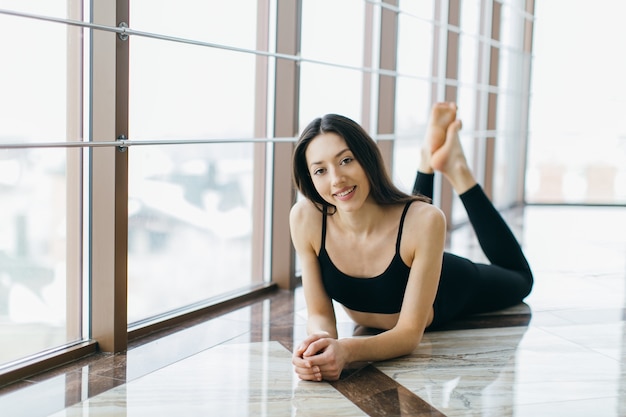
[330, 166, 344, 187]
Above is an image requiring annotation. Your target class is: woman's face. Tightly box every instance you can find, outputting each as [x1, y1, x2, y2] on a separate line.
[305, 132, 371, 211]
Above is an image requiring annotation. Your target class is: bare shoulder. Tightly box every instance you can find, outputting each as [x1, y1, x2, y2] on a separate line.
[289, 199, 323, 253]
[407, 200, 445, 225]
[402, 201, 446, 247]
[290, 198, 318, 220]
[289, 199, 323, 230]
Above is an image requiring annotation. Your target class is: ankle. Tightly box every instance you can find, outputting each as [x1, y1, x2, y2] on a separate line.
[419, 146, 434, 173]
[445, 163, 477, 195]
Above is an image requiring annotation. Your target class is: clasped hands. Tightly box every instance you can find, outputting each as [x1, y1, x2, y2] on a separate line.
[292, 332, 347, 382]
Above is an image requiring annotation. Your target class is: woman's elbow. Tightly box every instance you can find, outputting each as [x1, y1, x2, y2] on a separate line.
[404, 337, 421, 355]
[394, 331, 422, 356]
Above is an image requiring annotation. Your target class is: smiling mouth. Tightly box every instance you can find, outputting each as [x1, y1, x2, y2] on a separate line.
[334, 186, 356, 198]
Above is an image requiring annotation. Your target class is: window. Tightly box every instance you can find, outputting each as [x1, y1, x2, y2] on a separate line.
[0, 1, 86, 366]
[393, 1, 436, 193]
[127, 0, 260, 324]
[526, 0, 626, 204]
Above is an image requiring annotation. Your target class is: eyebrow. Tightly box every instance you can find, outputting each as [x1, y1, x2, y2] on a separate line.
[309, 148, 351, 168]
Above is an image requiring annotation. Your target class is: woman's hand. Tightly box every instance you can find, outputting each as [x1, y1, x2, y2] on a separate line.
[292, 332, 348, 381]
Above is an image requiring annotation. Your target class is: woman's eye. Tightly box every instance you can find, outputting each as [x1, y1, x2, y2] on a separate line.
[313, 168, 325, 176]
[340, 157, 353, 165]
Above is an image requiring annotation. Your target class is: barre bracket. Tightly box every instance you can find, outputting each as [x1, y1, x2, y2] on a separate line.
[118, 22, 129, 41]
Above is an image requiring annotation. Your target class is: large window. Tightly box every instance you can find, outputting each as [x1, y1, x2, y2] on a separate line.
[526, 0, 626, 204]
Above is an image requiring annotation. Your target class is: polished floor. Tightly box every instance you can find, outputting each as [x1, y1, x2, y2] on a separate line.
[1, 205, 625, 416]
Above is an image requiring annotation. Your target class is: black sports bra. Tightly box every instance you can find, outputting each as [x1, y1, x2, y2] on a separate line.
[318, 202, 413, 314]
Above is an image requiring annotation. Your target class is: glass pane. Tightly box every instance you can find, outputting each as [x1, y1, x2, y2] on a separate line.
[128, 2, 258, 324]
[0, 0, 68, 18]
[452, 86, 478, 225]
[399, 0, 435, 20]
[392, 3, 435, 194]
[0, 10, 68, 144]
[127, 144, 254, 323]
[393, 77, 432, 194]
[129, 0, 258, 142]
[396, 14, 433, 78]
[129, 36, 256, 141]
[459, 0, 481, 37]
[130, 0, 257, 50]
[0, 149, 80, 364]
[299, 0, 365, 127]
[0, 2, 84, 367]
[493, 48, 524, 208]
[299, 63, 364, 126]
[526, 0, 626, 204]
[301, 0, 365, 68]
[450, 2, 482, 225]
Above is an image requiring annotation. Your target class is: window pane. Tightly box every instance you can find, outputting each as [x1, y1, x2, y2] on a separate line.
[451, 3, 482, 225]
[301, 0, 365, 68]
[398, 0, 435, 20]
[526, 0, 626, 204]
[129, 36, 257, 141]
[396, 13, 433, 78]
[493, 1, 527, 208]
[393, 77, 432, 194]
[0, 12, 68, 144]
[127, 144, 254, 323]
[130, 0, 257, 50]
[299, 63, 364, 126]
[0, 149, 80, 364]
[128, 1, 258, 324]
[392, 3, 435, 194]
[0, 3, 84, 367]
[299, 0, 365, 126]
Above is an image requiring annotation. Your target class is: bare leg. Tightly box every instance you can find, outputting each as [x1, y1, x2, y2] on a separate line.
[419, 102, 457, 174]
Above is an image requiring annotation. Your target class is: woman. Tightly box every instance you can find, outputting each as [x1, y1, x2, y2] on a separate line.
[289, 103, 533, 382]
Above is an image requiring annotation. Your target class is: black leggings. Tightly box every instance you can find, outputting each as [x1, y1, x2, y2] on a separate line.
[413, 172, 534, 329]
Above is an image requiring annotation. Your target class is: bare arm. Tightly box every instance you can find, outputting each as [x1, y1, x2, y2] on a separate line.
[289, 200, 338, 337]
[348, 203, 445, 359]
[298, 203, 446, 380]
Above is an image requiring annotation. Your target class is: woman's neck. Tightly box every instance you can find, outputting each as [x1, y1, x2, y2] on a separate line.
[333, 200, 389, 238]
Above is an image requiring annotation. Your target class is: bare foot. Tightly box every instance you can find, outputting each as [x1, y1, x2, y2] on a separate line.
[420, 102, 457, 173]
[430, 120, 477, 194]
[426, 102, 457, 153]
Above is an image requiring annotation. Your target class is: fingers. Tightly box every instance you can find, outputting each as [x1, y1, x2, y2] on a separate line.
[305, 352, 342, 381]
[292, 355, 323, 381]
[292, 337, 327, 382]
[292, 342, 343, 381]
[302, 337, 331, 358]
[293, 337, 336, 382]
[294, 332, 329, 357]
[293, 358, 340, 381]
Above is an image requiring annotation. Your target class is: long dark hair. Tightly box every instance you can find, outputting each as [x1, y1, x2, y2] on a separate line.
[292, 113, 429, 213]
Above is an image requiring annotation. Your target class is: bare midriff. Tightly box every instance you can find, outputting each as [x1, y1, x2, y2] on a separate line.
[343, 306, 434, 331]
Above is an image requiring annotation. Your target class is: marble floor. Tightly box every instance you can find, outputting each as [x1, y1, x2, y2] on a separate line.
[1, 205, 625, 416]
